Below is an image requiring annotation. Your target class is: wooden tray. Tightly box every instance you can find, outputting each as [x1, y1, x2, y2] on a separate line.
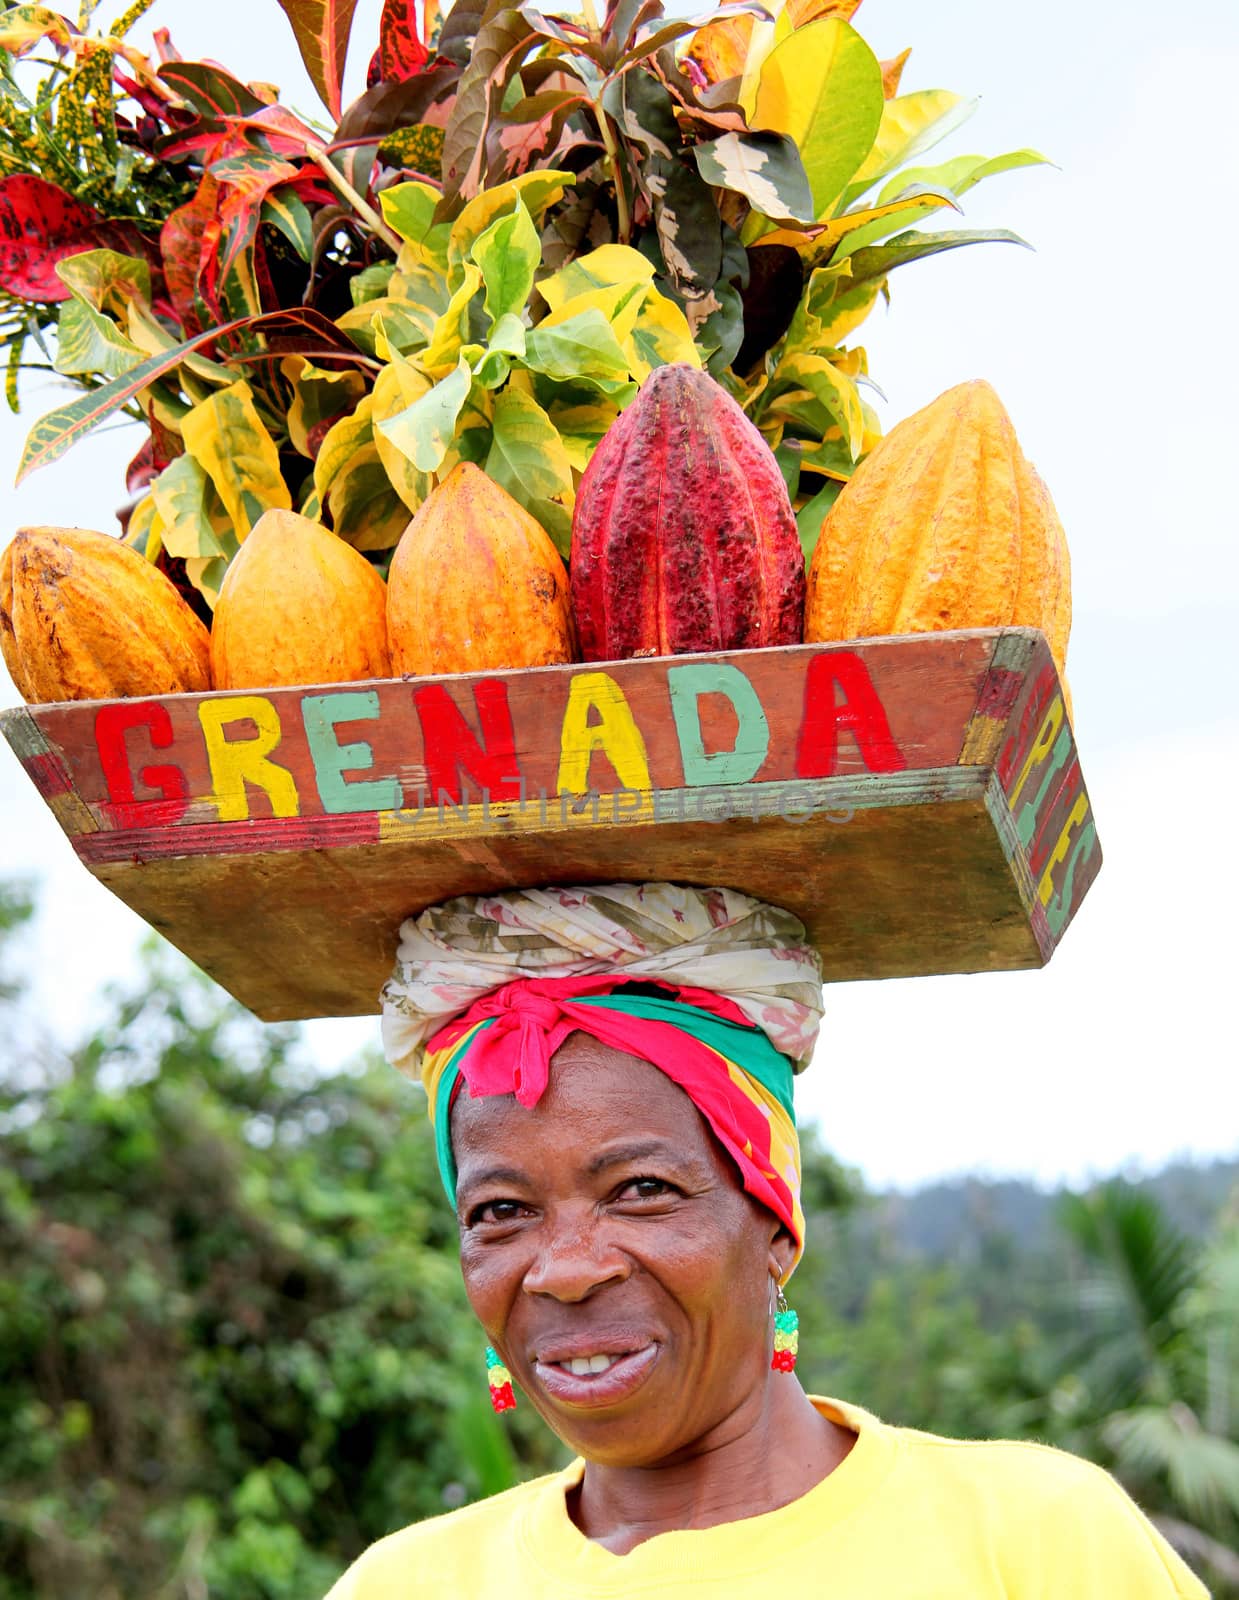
[0, 627, 1100, 1021]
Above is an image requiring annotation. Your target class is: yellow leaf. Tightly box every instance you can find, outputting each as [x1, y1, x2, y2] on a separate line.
[314, 395, 375, 505]
[181, 381, 290, 541]
[539, 245, 654, 314]
[420, 262, 483, 372]
[626, 290, 702, 382]
[372, 363, 432, 512]
[847, 89, 970, 197]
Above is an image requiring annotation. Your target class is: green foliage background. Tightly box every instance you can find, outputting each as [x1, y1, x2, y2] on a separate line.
[0, 880, 1235, 1598]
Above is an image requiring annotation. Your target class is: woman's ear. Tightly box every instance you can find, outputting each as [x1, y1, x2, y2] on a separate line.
[767, 1226, 797, 1287]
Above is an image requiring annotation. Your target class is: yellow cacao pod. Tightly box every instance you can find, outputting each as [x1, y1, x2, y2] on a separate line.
[806, 380, 1071, 674]
[0, 525, 211, 703]
[387, 462, 575, 675]
[211, 510, 391, 690]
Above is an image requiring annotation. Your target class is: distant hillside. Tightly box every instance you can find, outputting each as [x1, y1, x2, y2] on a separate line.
[852, 1156, 1239, 1265]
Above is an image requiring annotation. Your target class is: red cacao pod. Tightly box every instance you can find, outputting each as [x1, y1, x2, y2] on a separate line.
[570, 364, 805, 659]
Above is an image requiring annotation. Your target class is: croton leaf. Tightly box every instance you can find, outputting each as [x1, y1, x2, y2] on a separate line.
[181, 379, 292, 538]
[523, 307, 631, 386]
[470, 198, 540, 326]
[875, 149, 1051, 209]
[843, 227, 1029, 293]
[157, 61, 266, 118]
[486, 387, 575, 555]
[53, 300, 144, 380]
[440, 6, 542, 199]
[368, 0, 431, 86]
[747, 19, 884, 220]
[693, 130, 814, 225]
[55, 249, 152, 315]
[160, 176, 221, 333]
[841, 90, 977, 207]
[643, 156, 723, 307]
[378, 123, 446, 177]
[16, 312, 254, 483]
[272, 0, 362, 121]
[0, 177, 132, 303]
[376, 351, 473, 473]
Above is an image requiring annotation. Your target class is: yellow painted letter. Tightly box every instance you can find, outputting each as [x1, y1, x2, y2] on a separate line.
[557, 672, 652, 794]
[199, 696, 300, 822]
[1009, 696, 1064, 809]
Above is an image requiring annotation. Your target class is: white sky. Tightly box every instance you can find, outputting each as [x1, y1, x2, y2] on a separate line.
[0, 0, 1235, 1189]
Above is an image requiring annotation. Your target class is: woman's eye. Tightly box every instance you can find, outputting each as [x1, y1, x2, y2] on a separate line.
[467, 1199, 526, 1226]
[618, 1176, 677, 1201]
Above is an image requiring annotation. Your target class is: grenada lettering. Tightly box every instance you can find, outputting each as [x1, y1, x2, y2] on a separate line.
[91, 650, 907, 830]
[1002, 682, 1099, 934]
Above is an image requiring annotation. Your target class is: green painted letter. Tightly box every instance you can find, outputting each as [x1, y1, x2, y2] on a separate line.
[667, 663, 770, 787]
[302, 691, 402, 813]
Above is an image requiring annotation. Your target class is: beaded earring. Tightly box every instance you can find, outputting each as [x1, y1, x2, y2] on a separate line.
[771, 1288, 799, 1374]
[485, 1346, 517, 1413]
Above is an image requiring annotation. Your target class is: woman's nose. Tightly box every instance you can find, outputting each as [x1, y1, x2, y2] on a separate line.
[521, 1214, 630, 1302]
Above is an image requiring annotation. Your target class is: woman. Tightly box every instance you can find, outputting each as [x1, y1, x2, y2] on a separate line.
[327, 883, 1208, 1598]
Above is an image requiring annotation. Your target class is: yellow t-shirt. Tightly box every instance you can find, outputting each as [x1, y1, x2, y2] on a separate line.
[325, 1397, 1211, 1598]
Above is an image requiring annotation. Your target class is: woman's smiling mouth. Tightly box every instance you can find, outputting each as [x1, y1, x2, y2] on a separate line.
[532, 1343, 660, 1407]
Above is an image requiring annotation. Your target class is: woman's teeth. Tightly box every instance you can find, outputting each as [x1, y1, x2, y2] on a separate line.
[561, 1353, 622, 1376]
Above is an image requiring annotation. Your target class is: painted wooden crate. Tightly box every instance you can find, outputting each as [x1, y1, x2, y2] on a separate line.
[0, 627, 1099, 1021]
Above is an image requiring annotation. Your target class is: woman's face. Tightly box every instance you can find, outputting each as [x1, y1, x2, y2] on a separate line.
[451, 1032, 794, 1466]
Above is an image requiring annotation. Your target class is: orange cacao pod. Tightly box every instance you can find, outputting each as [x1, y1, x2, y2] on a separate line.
[211, 509, 391, 689]
[0, 525, 211, 703]
[806, 380, 1071, 674]
[570, 363, 805, 659]
[387, 463, 574, 675]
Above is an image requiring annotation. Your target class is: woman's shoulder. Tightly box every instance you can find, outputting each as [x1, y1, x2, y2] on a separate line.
[820, 1397, 1209, 1596]
[323, 1467, 573, 1600]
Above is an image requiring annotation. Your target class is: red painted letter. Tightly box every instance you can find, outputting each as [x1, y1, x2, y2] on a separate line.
[414, 681, 522, 803]
[95, 702, 190, 829]
[795, 652, 906, 778]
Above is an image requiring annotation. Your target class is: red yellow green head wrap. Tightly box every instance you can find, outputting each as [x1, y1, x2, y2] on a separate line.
[380, 884, 823, 1280]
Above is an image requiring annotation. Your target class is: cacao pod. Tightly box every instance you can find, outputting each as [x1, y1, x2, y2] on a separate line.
[387, 463, 575, 675]
[211, 509, 391, 690]
[0, 525, 212, 703]
[570, 363, 805, 659]
[805, 380, 1072, 674]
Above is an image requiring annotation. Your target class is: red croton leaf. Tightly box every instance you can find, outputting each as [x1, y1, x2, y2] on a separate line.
[0, 176, 140, 303]
[161, 174, 221, 333]
[367, 0, 431, 87]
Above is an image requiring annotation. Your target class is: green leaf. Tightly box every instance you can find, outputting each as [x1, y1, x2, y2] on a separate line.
[261, 191, 314, 262]
[181, 380, 292, 539]
[447, 172, 575, 279]
[844, 228, 1030, 293]
[485, 387, 574, 552]
[272, 0, 361, 120]
[876, 149, 1052, 208]
[284, 356, 367, 458]
[489, 312, 527, 358]
[375, 352, 473, 473]
[795, 477, 841, 565]
[841, 91, 978, 208]
[749, 19, 884, 219]
[470, 198, 540, 327]
[420, 262, 483, 370]
[349, 262, 396, 307]
[53, 299, 143, 379]
[693, 131, 814, 225]
[523, 308, 632, 386]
